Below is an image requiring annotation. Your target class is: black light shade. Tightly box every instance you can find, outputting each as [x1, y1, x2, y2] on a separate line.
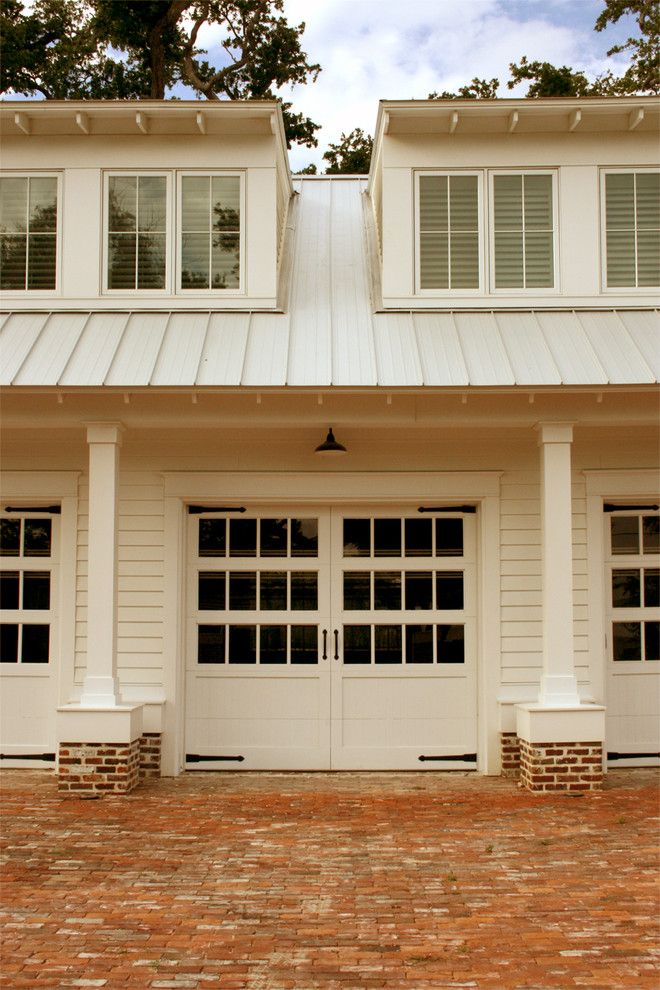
[315, 427, 347, 454]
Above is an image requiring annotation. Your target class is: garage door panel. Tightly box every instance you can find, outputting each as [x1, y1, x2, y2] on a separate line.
[340, 674, 473, 719]
[188, 671, 324, 719]
[339, 714, 476, 749]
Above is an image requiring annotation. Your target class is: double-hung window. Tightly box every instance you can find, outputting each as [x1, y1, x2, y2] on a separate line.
[603, 170, 660, 288]
[417, 173, 481, 291]
[0, 174, 58, 291]
[491, 172, 556, 290]
[179, 174, 241, 291]
[105, 173, 168, 290]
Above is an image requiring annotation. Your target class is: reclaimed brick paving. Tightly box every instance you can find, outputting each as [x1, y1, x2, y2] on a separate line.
[0, 769, 658, 990]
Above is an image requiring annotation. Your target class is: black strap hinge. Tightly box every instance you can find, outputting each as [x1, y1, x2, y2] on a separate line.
[4, 505, 61, 515]
[418, 506, 477, 514]
[186, 754, 245, 763]
[188, 506, 246, 515]
[603, 504, 659, 513]
[0, 752, 56, 761]
[418, 753, 477, 763]
[607, 751, 660, 761]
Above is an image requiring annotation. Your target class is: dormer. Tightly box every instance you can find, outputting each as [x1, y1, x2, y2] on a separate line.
[0, 100, 293, 311]
[367, 96, 660, 310]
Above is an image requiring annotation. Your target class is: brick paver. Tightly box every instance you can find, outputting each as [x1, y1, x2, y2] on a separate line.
[1, 769, 658, 989]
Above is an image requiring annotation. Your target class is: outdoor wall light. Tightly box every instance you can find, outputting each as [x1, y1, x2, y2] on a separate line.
[315, 427, 347, 454]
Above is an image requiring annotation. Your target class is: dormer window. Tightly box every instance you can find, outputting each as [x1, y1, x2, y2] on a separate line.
[0, 175, 58, 291]
[106, 174, 168, 290]
[603, 170, 660, 288]
[491, 172, 556, 290]
[417, 173, 481, 291]
[180, 174, 241, 291]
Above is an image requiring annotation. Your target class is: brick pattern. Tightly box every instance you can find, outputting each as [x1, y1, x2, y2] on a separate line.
[57, 740, 140, 796]
[501, 731, 521, 777]
[139, 732, 161, 779]
[519, 739, 604, 792]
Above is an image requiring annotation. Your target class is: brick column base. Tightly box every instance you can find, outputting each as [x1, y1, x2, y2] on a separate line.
[519, 739, 603, 792]
[139, 733, 162, 779]
[58, 739, 140, 796]
[501, 732, 521, 778]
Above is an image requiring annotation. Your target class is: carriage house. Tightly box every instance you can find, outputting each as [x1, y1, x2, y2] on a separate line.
[0, 96, 658, 794]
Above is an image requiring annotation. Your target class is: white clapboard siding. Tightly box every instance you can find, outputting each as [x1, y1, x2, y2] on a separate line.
[500, 471, 542, 682]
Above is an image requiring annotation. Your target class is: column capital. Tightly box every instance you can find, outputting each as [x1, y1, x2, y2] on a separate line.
[535, 422, 574, 445]
[85, 422, 125, 446]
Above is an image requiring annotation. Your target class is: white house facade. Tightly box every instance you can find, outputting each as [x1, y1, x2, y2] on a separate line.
[0, 97, 658, 794]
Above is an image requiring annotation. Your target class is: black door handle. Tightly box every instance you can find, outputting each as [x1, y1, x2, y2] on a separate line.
[322, 629, 328, 660]
[334, 629, 339, 660]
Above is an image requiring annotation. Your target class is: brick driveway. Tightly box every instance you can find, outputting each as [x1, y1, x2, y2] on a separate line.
[1, 769, 658, 990]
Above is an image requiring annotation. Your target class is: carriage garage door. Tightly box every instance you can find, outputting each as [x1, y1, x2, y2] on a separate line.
[185, 506, 477, 770]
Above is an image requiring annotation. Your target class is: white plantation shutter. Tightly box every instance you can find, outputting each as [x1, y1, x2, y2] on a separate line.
[419, 174, 478, 289]
[0, 176, 57, 291]
[605, 172, 660, 287]
[635, 172, 660, 287]
[493, 173, 553, 289]
[107, 175, 166, 290]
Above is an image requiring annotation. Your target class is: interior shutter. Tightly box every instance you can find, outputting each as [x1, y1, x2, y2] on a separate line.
[636, 172, 660, 287]
[493, 174, 523, 288]
[523, 174, 553, 288]
[605, 173, 636, 287]
[419, 175, 448, 289]
[449, 175, 479, 289]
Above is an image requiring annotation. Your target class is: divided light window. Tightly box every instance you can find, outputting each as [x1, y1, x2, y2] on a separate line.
[604, 171, 660, 288]
[0, 175, 58, 291]
[180, 175, 241, 290]
[418, 174, 480, 290]
[106, 175, 167, 290]
[492, 172, 555, 289]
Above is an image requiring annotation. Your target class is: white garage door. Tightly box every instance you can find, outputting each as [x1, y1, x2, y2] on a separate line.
[185, 506, 477, 770]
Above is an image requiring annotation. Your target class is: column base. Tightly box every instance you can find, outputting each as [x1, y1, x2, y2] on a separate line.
[58, 739, 140, 796]
[139, 733, 162, 779]
[515, 703, 605, 792]
[500, 732, 521, 778]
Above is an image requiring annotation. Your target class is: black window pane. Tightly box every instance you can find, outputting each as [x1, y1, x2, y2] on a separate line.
[198, 624, 225, 663]
[229, 518, 257, 557]
[405, 572, 432, 610]
[375, 625, 402, 664]
[405, 518, 432, 557]
[23, 519, 51, 557]
[291, 519, 318, 557]
[0, 572, 19, 609]
[0, 624, 18, 662]
[611, 517, 639, 555]
[260, 519, 287, 557]
[199, 519, 225, 557]
[22, 572, 50, 610]
[374, 572, 401, 610]
[645, 622, 659, 661]
[436, 572, 464, 610]
[344, 625, 371, 664]
[644, 569, 660, 608]
[437, 624, 465, 663]
[406, 624, 433, 664]
[643, 516, 660, 554]
[436, 519, 463, 556]
[612, 569, 641, 608]
[21, 624, 49, 663]
[229, 572, 256, 610]
[374, 519, 401, 557]
[291, 625, 318, 665]
[343, 519, 370, 557]
[344, 572, 370, 610]
[613, 622, 641, 661]
[0, 520, 20, 557]
[291, 572, 318, 611]
[228, 625, 256, 664]
[260, 572, 287, 611]
[198, 572, 225, 610]
[260, 625, 287, 664]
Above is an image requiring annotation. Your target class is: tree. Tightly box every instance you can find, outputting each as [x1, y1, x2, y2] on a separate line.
[323, 128, 373, 175]
[429, 77, 499, 100]
[594, 0, 659, 94]
[507, 57, 595, 97]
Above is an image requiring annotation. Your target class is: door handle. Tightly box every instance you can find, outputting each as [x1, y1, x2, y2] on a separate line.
[334, 629, 339, 661]
[322, 628, 328, 661]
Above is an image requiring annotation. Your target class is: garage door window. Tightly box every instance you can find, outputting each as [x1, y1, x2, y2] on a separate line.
[609, 512, 659, 662]
[0, 516, 55, 664]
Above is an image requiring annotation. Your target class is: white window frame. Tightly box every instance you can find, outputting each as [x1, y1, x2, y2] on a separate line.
[414, 170, 485, 296]
[176, 171, 245, 295]
[488, 169, 559, 294]
[0, 171, 62, 296]
[599, 167, 660, 293]
[102, 171, 172, 295]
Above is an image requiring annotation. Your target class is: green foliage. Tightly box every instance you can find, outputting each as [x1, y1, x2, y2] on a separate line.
[323, 128, 373, 175]
[507, 57, 595, 97]
[296, 163, 318, 175]
[429, 77, 499, 100]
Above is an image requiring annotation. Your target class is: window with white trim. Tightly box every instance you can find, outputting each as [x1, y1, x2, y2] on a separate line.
[491, 172, 556, 289]
[608, 511, 659, 663]
[106, 174, 168, 290]
[179, 174, 241, 291]
[603, 170, 660, 288]
[0, 515, 57, 665]
[417, 173, 480, 290]
[0, 175, 58, 291]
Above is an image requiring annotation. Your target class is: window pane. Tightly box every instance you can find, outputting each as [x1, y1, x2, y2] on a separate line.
[375, 624, 402, 664]
[344, 625, 371, 664]
[419, 175, 447, 231]
[23, 572, 50, 610]
[612, 569, 641, 608]
[611, 517, 639, 555]
[374, 518, 401, 557]
[137, 233, 166, 289]
[260, 625, 286, 664]
[108, 176, 136, 231]
[644, 569, 659, 608]
[524, 231, 553, 288]
[420, 231, 448, 289]
[198, 624, 225, 663]
[291, 572, 317, 611]
[524, 174, 552, 230]
[405, 572, 432, 610]
[612, 621, 641, 661]
[437, 624, 465, 663]
[137, 176, 166, 231]
[637, 228, 660, 286]
[228, 625, 256, 664]
[450, 232, 479, 288]
[0, 520, 21, 557]
[199, 519, 225, 557]
[260, 572, 287, 611]
[21, 624, 49, 663]
[344, 519, 370, 557]
[405, 518, 432, 557]
[636, 172, 660, 229]
[374, 572, 401, 610]
[344, 572, 370, 610]
[27, 234, 56, 290]
[645, 621, 659, 661]
[494, 174, 522, 231]
[260, 519, 287, 557]
[229, 518, 256, 557]
[450, 175, 478, 232]
[0, 177, 27, 232]
[0, 572, 19, 610]
[643, 516, 659, 554]
[0, 234, 27, 289]
[212, 232, 240, 289]
[198, 572, 225, 610]
[291, 519, 318, 557]
[406, 624, 433, 664]
[229, 572, 256, 610]
[606, 229, 636, 287]
[291, 625, 317, 664]
[494, 231, 524, 288]
[212, 176, 240, 230]
[436, 518, 463, 556]
[24, 520, 51, 557]
[181, 232, 209, 289]
[606, 173, 635, 230]
[108, 233, 136, 289]
[182, 176, 209, 231]
[29, 177, 57, 232]
[436, 571, 464, 610]
[0, 624, 18, 662]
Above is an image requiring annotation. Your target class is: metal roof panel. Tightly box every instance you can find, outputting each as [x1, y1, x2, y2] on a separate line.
[535, 312, 608, 385]
[494, 312, 562, 385]
[0, 312, 49, 385]
[616, 310, 660, 381]
[13, 313, 88, 385]
[413, 313, 469, 386]
[59, 312, 129, 386]
[151, 312, 209, 386]
[454, 313, 515, 386]
[576, 311, 655, 384]
[373, 313, 423, 386]
[242, 313, 290, 386]
[104, 312, 170, 386]
[196, 313, 250, 386]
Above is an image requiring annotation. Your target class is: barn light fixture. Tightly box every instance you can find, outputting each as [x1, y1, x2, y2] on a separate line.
[315, 427, 347, 455]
